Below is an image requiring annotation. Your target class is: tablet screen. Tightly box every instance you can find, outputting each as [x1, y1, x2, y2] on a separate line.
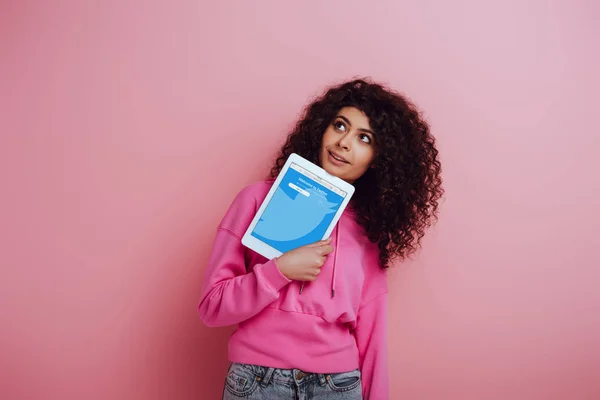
[251, 162, 348, 253]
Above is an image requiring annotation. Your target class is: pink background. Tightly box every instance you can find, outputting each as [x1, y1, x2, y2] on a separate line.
[1, 1, 599, 399]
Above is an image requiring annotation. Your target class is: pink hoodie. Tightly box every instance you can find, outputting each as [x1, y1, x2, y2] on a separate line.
[198, 181, 389, 399]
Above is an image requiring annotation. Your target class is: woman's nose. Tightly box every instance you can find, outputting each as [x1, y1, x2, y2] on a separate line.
[337, 134, 351, 150]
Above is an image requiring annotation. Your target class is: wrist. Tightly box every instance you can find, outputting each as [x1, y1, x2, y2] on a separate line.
[274, 256, 288, 278]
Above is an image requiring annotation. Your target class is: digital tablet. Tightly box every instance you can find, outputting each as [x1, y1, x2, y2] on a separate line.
[241, 153, 355, 260]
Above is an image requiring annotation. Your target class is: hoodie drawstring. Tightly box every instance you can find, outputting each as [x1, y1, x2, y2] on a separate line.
[298, 220, 340, 298]
[331, 224, 339, 298]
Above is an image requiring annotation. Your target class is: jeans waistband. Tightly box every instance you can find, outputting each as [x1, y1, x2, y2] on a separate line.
[235, 363, 334, 388]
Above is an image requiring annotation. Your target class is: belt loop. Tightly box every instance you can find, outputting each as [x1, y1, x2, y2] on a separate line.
[260, 367, 275, 388]
[317, 373, 327, 386]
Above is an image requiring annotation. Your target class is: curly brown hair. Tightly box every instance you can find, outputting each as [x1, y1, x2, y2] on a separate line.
[269, 78, 443, 269]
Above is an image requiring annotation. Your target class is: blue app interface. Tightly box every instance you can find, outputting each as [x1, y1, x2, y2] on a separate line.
[251, 163, 346, 253]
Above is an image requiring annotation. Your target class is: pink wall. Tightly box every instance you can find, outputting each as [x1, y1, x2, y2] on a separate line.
[1, 1, 599, 399]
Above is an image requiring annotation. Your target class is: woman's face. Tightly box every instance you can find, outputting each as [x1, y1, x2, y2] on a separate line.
[319, 107, 376, 183]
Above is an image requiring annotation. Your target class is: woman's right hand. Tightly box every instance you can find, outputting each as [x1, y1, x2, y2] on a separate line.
[275, 238, 334, 281]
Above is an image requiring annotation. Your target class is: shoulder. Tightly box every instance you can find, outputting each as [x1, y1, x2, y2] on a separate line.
[234, 180, 273, 203]
[361, 240, 388, 301]
[351, 227, 388, 302]
[218, 180, 273, 237]
[340, 216, 388, 301]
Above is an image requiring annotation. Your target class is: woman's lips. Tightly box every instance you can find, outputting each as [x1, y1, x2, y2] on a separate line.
[328, 150, 349, 165]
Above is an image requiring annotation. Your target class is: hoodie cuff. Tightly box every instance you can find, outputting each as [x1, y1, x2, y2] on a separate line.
[258, 259, 292, 292]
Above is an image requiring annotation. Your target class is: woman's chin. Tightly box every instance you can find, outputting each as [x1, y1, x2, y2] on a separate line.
[321, 164, 340, 178]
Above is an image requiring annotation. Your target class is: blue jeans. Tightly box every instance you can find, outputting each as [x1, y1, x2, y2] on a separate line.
[222, 363, 363, 400]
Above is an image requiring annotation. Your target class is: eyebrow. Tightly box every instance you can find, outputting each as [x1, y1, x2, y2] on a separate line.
[336, 115, 375, 135]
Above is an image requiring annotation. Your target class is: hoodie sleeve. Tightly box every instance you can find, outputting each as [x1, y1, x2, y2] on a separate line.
[354, 245, 389, 400]
[198, 184, 292, 327]
[355, 292, 389, 400]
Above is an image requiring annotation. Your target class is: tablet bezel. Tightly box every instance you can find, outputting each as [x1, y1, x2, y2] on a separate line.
[241, 153, 355, 260]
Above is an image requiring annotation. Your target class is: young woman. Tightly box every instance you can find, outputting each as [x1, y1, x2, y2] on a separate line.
[198, 78, 443, 399]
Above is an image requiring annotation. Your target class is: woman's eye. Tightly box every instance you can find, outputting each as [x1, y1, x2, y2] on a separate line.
[360, 134, 371, 144]
[334, 121, 346, 132]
